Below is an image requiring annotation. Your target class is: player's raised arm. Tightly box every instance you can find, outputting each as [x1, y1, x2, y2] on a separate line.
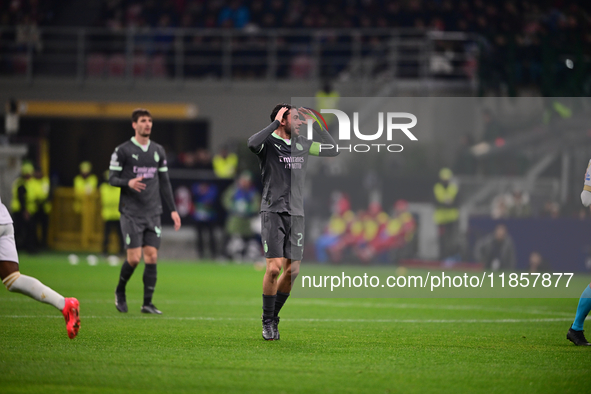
[299, 107, 339, 157]
[247, 106, 289, 153]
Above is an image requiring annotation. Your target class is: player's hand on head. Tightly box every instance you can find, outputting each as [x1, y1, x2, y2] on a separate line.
[275, 107, 289, 122]
[298, 107, 313, 120]
[171, 211, 181, 231]
[128, 176, 146, 192]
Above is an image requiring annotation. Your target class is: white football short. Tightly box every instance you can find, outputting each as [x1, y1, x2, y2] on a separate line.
[0, 223, 19, 263]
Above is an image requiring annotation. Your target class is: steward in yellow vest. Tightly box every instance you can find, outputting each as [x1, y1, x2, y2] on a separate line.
[73, 161, 98, 213]
[433, 168, 459, 225]
[433, 168, 460, 259]
[99, 171, 123, 255]
[11, 162, 39, 253]
[212, 147, 238, 179]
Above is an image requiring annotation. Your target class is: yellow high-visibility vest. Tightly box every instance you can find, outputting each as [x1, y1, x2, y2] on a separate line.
[99, 182, 121, 221]
[11, 177, 38, 214]
[31, 176, 52, 214]
[433, 182, 459, 225]
[212, 153, 238, 179]
[73, 174, 98, 213]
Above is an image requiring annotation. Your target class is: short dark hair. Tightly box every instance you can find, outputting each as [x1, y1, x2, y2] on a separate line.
[270, 103, 291, 122]
[132, 108, 152, 123]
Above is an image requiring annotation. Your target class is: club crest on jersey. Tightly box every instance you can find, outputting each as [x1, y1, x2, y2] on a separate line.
[296, 143, 303, 151]
[154, 151, 160, 162]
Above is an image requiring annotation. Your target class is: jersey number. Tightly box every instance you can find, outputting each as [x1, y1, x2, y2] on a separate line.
[296, 232, 303, 246]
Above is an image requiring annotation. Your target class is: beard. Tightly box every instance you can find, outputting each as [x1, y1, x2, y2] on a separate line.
[139, 129, 151, 137]
[285, 121, 299, 137]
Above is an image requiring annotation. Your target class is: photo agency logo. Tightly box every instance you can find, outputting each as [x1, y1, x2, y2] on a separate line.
[304, 108, 418, 153]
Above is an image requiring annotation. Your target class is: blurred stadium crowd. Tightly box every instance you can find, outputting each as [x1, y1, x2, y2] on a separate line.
[3, 0, 587, 33]
[1, 1, 589, 92]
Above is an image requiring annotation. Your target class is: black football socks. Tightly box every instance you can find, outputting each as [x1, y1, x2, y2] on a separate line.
[274, 292, 290, 317]
[116, 260, 136, 294]
[143, 264, 157, 306]
[262, 294, 276, 320]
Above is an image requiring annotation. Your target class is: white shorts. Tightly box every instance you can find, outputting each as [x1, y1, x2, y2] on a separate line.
[0, 223, 19, 263]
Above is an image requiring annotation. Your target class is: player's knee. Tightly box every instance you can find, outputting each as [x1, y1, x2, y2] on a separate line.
[127, 255, 141, 266]
[265, 260, 282, 278]
[266, 265, 281, 278]
[143, 248, 158, 264]
[287, 262, 301, 278]
[144, 253, 157, 264]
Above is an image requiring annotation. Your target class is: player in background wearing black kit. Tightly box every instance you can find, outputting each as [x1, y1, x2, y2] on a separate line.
[248, 104, 339, 340]
[109, 109, 181, 314]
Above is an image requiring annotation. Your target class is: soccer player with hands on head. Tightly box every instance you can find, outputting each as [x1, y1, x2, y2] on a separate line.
[248, 104, 339, 340]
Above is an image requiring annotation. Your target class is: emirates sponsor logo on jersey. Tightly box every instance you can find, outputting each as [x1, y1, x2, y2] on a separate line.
[279, 156, 305, 169]
[133, 166, 157, 178]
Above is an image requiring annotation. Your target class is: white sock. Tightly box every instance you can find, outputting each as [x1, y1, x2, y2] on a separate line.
[3, 272, 66, 310]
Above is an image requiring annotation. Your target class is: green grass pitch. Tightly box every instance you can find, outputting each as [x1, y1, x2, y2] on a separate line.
[1, 254, 590, 393]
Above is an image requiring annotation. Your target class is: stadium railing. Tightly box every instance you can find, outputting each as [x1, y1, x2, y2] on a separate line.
[0, 26, 479, 85]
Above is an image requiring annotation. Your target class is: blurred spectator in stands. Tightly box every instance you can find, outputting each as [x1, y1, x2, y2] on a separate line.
[191, 182, 220, 259]
[433, 167, 460, 260]
[73, 161, 98, 214]
[507, 188, 531, 217]
[16, 15, 42, 52]
[353, 211, 381, 264]
[99, 170, 123, 256]
[218, 0, 250, 29]
[194, 148, 214, 170]
[528, 251, 550, 274]
[490, 193, 509, 219]
[474, 224, 516, 271]
[222, 171, 260, 261]
[11, 162, 38, 253]
[213, 145, 238, 179]
[357, 200, 416, 264]
[328, 209, 364, 263]
[491, 187, 531, 219]
[32, 167, 51, 250]
[290, 51, 314, 79]
[316, 192, 351, 263]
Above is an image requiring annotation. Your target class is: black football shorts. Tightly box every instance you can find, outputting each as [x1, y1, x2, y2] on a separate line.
[120, 213, 162, 249]
[260, 211, 304, 260]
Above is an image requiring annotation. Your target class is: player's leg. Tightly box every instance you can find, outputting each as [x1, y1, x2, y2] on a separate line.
[115, 214, 143, 312]
[263, 257, 283, 312]
[115, 247, 141, 313]
[272, 258, 301, 340]
[275, 215, 304, 312]
[271, 215, 305, 340]
[262, 257, 283, 340]
[141, 245, 161, 314]
[0, 224, 79, 339]
[567, 282, 591, 346]
[260, 212, 287, 340]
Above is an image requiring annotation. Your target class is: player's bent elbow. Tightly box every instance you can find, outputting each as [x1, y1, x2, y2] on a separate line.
[246, 138, 259, 151]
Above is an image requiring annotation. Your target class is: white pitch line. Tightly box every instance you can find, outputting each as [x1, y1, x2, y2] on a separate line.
[0, 297, 573, 316]
[0, 315, 582, 324]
